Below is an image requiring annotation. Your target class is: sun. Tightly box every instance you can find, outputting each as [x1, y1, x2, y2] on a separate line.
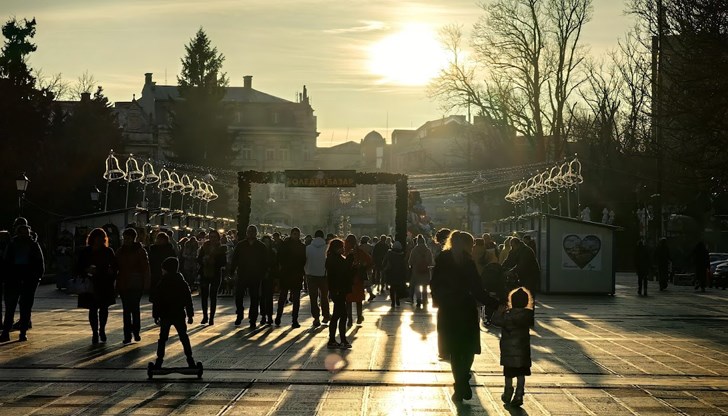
[367, 24, 449, 86]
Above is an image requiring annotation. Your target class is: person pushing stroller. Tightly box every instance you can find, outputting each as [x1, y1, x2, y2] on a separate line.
[152, 257, 197, 369]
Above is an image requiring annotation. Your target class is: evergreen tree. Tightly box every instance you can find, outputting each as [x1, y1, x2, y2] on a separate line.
[170, 28, 235, 168]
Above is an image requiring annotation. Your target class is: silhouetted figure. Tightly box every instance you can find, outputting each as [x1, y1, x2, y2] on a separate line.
[431, 231, 497, 403]
[0, 230, 10, 330]
[635, 240, 650, 296]
[149, 232, 176, 302]
[492, 287, 535, 408]
[502, 238, 541, 295]
[693, 241, 710, 292]
[230, 225, 268, 329]
[1, 225, 44, 343]
[655, 238, 671, 291]
[275, 228, 306, 328]
[325, 238, 353, 349]
[116, 228, 150, 343]
[382, 241, 407, 308]
[197, 230, 226, 325]
[305, 230, 330, 327]
[372, 234, 389, 292]
[408, 234, 433, 308]
[152, 257, 196, 369]
[75, 228, 117, 345]
[259, 235, 275, 325]
[345, 234, 372, 326]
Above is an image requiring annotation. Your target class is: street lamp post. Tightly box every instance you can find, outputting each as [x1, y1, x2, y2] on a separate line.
[90, 187, 101, 212]
[16, 172, 30, 215]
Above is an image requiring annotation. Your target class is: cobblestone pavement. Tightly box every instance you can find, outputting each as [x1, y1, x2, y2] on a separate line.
[0, 274, 727, 415]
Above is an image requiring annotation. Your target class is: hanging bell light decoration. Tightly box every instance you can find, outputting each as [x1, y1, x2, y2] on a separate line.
[123, 154, 144, 208]
[157, 168, 174, 210]
[140, 160, 159, 209]
[179, 174, 194, 212]
[168, 171, 184, 210]
[102, 150, 127, 211]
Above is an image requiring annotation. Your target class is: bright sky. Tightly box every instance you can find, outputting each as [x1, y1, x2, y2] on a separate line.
[1, 0, 633, 147]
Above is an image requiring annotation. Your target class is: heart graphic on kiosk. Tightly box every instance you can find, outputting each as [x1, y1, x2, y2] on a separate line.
[563, 234, 602, 269]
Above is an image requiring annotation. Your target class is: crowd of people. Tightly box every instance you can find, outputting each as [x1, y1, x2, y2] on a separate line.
[0, 218, 544, 407]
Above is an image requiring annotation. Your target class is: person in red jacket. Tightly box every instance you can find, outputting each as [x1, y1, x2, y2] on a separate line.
[152, 257, 196, 369]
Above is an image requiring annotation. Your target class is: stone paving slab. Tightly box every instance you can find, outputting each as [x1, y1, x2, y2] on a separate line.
[0, 274, 727, 415]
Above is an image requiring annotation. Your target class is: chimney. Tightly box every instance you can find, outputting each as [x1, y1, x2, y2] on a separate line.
[145, 73, 153, 85]
[80, 92, 91, 101]
[243, 75, 252, 89]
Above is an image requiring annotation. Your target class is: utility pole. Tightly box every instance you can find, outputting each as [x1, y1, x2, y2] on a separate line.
[654, 0, 666, 242]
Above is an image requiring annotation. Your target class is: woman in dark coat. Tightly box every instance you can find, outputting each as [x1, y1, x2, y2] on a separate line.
[431, 230, 497, 403]
[75, 228, 117, 345]
[116, 228, 150, 344]
[325, 238, 354, 348]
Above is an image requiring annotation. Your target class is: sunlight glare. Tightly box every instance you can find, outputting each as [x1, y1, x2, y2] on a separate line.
[367, 23, 448, 86]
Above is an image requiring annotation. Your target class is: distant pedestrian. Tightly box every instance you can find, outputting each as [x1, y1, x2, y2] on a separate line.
[0, 230, 10, 329]
[655, 238, 671, 291]
[197, 230, 226, 325]
[275, 228, 306, 328]
[502, 238, 540, 295]
[345, 234, 372, 326]
[180, 236, 199, 288]
[491, 287, 535, 408]
[0, 225, 45, 343]
[152, 257, 196, 369]
[431, 231, 497, 403]
[372, 234, 389, 293]
[305, 230, 330, 327]
[230, 225, 268, 329]
[115, 228, 150, 344]
[499, 236, 513, 264]
[693, 241, 710, 292]
[383, 241, 407, 308]
[148, 232, 176, 301]
[259, 235, 275, 325]
[74, 228, 116, 345]
[408, 235, 433, 309]
[325, 238, 353, 349]
[635, 240, 650, 296]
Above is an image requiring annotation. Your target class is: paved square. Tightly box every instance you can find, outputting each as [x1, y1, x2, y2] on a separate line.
[0, 274, 727, 415]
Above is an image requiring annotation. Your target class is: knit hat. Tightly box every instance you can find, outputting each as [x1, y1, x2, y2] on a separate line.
[162, 257, 179, 275]
[393, 241, 403, 251]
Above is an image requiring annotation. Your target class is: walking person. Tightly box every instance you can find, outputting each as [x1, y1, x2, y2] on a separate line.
[230, 225, 268, 329]
[655, 238, 671, 291]
[197, 230, 226, 325]
[635, 240, 650, 296]
[0, 225, 45, 343]
[115, 228, 150, 344]
[502, 238, 541, 295]
[180, 236, 199, 288]
[74, 228, 117, 345]
[344, 234, 372, 326]
[372, 234, 388, 294]
[325, 238, 353, 349]
[275, 228, 306, 328]
[0, 230, 11, 330]
[148, 232, 176, 301]
[383, 241, 407, 308]
[408, 235, 434, 309]
[491, 287, 535, 408]
[431, 231, 497, 403]
[359, 236, 376, 302]
[305, 230, 330, 327]
[151, 257, 197, 369]
[693, 241, 710, 292]
[259, 235, 275, 325]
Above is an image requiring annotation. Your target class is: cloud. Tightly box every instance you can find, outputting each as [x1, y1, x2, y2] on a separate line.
[323, 20, 387, 34]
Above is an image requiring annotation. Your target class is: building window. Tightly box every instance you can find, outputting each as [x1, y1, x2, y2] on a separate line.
[242, 147, 252, 160]
[303, 148, 311, 161]
[273, 112, 279, 124]
[277, 147, 289, 161]
[236, 112, 241, 123]
[266, 149, 275, 161]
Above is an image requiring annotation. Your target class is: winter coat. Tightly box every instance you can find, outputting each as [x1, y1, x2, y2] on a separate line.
[491, 307, 533, 368]
[655, 241, 671, 270]
[277, 238, 306, 289]
[304, 237, 327, 276]
[326, 254, 354, 296]
[75, 246, 117, 309]
[372, 241, 389, 269]
[431, 250, 496, 356]
[346, 246, 373, 302]
[197, 241, 226, 283]
[502, 245, 541, 293]
[634, 243, 651, 275]
[382, 249, 407, 286]
[408, 244, 433, 286]
[149, 243, 177, 295]
[4, 235, 45, 286]
[152, 272, 194, 321]
[115, 242, 150, 295]
[230, 239, 268, 282]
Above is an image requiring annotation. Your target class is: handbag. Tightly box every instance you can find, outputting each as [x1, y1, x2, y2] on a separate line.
[69, 276, 93, 295]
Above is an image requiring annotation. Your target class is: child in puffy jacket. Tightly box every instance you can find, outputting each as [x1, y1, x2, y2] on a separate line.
[152, 257, 196, 368]
[491, 287, 534, 408]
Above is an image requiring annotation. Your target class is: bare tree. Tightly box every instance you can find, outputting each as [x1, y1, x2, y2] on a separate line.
[70, 70, 97, 99]
[34, 68, 70, 100]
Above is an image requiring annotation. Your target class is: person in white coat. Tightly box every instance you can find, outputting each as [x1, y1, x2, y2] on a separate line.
[305, 230, 330, 327]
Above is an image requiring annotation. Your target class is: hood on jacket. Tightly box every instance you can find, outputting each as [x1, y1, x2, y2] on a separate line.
[311, 236, 327, 248]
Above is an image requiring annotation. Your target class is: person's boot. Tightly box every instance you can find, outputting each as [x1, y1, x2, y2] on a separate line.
[99, 329, 107, 343]
[501, 385, 513, 404]
[154, 358, 163, 369]
[186, 357, 196, 368]
[0, 331, 9, 342]
[274, 315, 281, 327]
[18, 331, 27, 342]
[208, 313, 215, 325]
[291, 320, 301, 329]
[511, 388, 524, 407]
[92, 332, 100, 345]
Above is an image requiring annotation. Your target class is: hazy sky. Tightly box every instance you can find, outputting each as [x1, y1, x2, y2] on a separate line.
[2, 0, 633, 147]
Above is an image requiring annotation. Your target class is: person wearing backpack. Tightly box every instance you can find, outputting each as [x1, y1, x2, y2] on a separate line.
[408, 234, 433, 309]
